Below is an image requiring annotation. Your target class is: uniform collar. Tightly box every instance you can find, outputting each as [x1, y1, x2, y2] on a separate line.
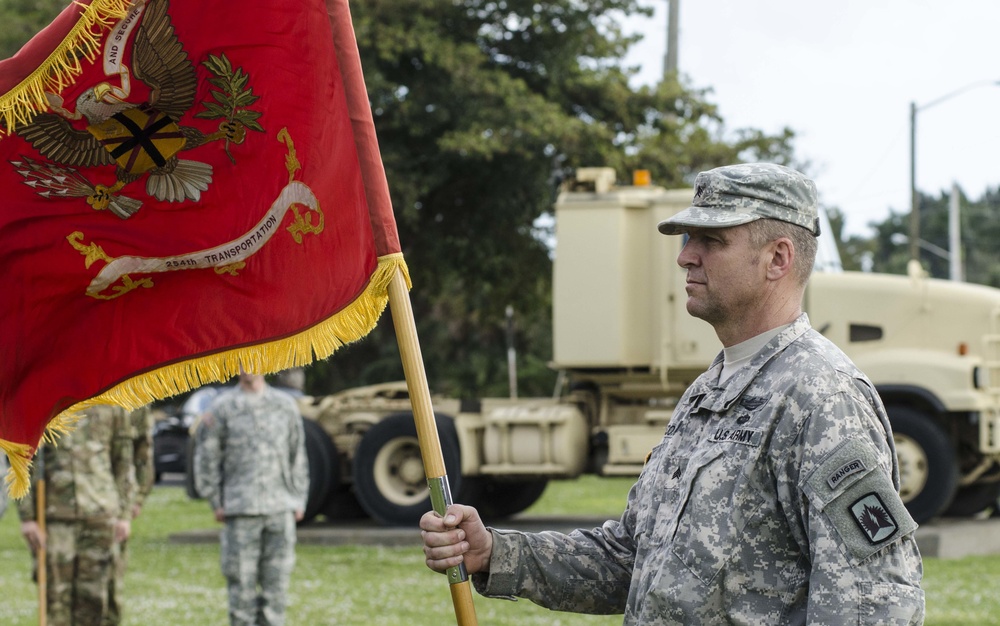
[686, 313, 813, 415]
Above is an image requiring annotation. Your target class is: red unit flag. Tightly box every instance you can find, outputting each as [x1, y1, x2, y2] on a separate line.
[0, 0, 404, 496]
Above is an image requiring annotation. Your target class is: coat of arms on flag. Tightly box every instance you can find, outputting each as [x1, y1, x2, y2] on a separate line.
[0, 0, 405, 496]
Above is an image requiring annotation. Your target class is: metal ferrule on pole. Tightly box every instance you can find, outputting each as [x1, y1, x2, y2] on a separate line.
[428, 475, 470, 585]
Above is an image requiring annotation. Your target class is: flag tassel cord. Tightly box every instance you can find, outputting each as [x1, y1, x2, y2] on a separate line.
[2, 253, 409, 499]
[0, 0, 134, 134]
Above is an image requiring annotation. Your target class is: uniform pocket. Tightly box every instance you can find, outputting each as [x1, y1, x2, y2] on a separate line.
[857, 581, 925, 625]
[633, 442, 688, 543]
[669, 442, 766, 584]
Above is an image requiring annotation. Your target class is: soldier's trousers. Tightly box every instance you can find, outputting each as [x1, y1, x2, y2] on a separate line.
[43, 519, 118, 626]
[220, 511, 297, 626]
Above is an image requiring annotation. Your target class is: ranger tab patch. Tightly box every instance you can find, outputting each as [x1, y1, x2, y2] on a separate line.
[827, 458, 867, 489]
[850, 492, 898, 544]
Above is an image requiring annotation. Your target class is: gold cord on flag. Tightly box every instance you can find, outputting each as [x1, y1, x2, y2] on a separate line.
[0, 0, 133, 134]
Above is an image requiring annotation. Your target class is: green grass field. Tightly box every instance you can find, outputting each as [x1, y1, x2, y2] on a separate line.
[1, 476, 999, 625]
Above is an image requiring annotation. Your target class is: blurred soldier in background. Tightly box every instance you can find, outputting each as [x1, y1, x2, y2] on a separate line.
[0, 454, 8, 520]
[18, 404, 137, 625]
[107, 405, 155, 625]
[195, 369, 309, 626]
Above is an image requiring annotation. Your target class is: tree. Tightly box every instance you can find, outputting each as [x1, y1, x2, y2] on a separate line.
[320, 0, 798, 399]
[0, 0, 67, 59]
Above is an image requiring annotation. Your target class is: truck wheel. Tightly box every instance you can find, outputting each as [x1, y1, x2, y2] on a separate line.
[887, 405, 958, 523]
[301, 418, 337, 524]
[352, 413, 462, 526]
[476, 479, 549, 520]
[941, 481, 1000, 517]
[321, 488, 369, 521]
[184, 431, 202, 500]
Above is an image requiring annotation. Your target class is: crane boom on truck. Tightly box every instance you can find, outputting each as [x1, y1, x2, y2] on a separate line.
[257, 167, 1000, 526]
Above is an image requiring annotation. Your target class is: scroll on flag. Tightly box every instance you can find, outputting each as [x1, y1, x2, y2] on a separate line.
[0, 0, 405, 497]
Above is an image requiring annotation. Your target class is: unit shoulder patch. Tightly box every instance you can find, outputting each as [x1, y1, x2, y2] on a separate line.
[849, 492, 899, 544]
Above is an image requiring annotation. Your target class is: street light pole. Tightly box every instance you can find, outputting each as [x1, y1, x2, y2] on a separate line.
[908, 79, 1000, 263]
[664, 0, 679, 79]
[909, 101, 918, 262]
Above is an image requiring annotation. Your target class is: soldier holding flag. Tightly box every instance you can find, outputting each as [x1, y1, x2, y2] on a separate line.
[17, 404, 137, 625]
[421, 164, 925, 625]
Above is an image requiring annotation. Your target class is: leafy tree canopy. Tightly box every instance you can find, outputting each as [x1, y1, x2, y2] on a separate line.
[336, 0, 798, 398]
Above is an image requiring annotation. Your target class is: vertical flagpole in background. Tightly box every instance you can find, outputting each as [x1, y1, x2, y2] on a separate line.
[326, 2, 478, 624]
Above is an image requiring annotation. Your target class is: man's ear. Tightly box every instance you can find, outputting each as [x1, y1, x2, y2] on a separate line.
[766, 237, 795, 280]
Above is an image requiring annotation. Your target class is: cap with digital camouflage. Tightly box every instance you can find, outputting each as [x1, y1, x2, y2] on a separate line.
[657, 163, 821, 236]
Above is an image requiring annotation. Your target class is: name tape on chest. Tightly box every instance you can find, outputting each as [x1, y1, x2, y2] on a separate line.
[710, 427, 762, 447]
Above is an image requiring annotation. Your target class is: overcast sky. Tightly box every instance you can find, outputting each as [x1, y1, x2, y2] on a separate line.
[622, 0, 1000, 237]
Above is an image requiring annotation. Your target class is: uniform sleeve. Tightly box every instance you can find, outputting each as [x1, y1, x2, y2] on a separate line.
[111, 407, 137, 520]
[781, 391, 925, 624]
[194, 412, 224, 511]
[472, 486, 639, 614]
[288, 413, 309, 511]
[130, 406, 156, 506]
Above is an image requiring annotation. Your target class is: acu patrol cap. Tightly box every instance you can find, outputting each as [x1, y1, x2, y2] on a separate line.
[657, 163, 821, 236]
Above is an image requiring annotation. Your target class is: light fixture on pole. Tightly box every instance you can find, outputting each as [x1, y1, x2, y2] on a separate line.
[909, 80, 1000, 263]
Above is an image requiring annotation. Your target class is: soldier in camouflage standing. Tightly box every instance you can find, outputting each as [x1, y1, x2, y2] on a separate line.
[421, 164, 925, 624]
[18, 404, 136, 625]
[107, 405, 155, 626]
[195, 369, 309, 626]
[0, 454, 8, 520]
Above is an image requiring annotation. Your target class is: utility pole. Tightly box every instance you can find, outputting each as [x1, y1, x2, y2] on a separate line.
[664, 0, 679, 79]
[909, 101, 919, 263]
[949, 182, 963, 282]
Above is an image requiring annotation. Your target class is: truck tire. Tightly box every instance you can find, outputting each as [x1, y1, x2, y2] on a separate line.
[941, 481, 1000, 517]
[352, 412, 463, 526]
[184, 431, 202, 500]
[475, 479, 549, 520]
[321, 488, 369, 521]
[887, 405, 958, 524]
[301, 418, 337, 524]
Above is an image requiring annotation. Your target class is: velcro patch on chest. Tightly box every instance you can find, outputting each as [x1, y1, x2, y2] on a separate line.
[710, 427, 762, 447]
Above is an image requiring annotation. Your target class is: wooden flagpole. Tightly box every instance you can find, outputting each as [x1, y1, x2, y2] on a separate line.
[387, 271, 478, 625]
[325, 2, 479, 622]
[36, 448, 47, 626]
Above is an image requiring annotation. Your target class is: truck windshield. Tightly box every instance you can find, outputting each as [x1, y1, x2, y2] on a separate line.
[814, 207, 843, 273]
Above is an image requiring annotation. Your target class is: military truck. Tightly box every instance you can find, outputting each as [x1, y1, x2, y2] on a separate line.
[295, 167, 1000, 526]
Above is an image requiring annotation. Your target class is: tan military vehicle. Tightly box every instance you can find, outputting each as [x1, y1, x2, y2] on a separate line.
[297, 168, 1000, 526]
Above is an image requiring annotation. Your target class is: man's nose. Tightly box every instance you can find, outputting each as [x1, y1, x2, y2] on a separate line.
[677, 241, 697, 268]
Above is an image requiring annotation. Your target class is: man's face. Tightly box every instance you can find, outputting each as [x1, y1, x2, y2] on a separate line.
[676, 225, 768, 325]
[238, 371, 264, 388]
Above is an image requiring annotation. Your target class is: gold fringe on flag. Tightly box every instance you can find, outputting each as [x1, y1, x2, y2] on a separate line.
[2, 253, 410, 498]
[0, 0, 133, 135]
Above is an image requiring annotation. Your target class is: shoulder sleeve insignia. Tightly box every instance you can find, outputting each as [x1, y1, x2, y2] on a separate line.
[803, 438, 917, 562]
[849, 492, 899, 544]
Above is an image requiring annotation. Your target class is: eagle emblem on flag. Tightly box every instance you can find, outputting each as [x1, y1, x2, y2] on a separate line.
[11, 0, 260, 219]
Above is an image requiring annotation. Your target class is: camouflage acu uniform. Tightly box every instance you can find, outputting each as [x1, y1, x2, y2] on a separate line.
[17, 404, 136, 626]
[475, 315, 924, 625]
[107, 406, 155, 626]
[195, 385, 309, 626]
